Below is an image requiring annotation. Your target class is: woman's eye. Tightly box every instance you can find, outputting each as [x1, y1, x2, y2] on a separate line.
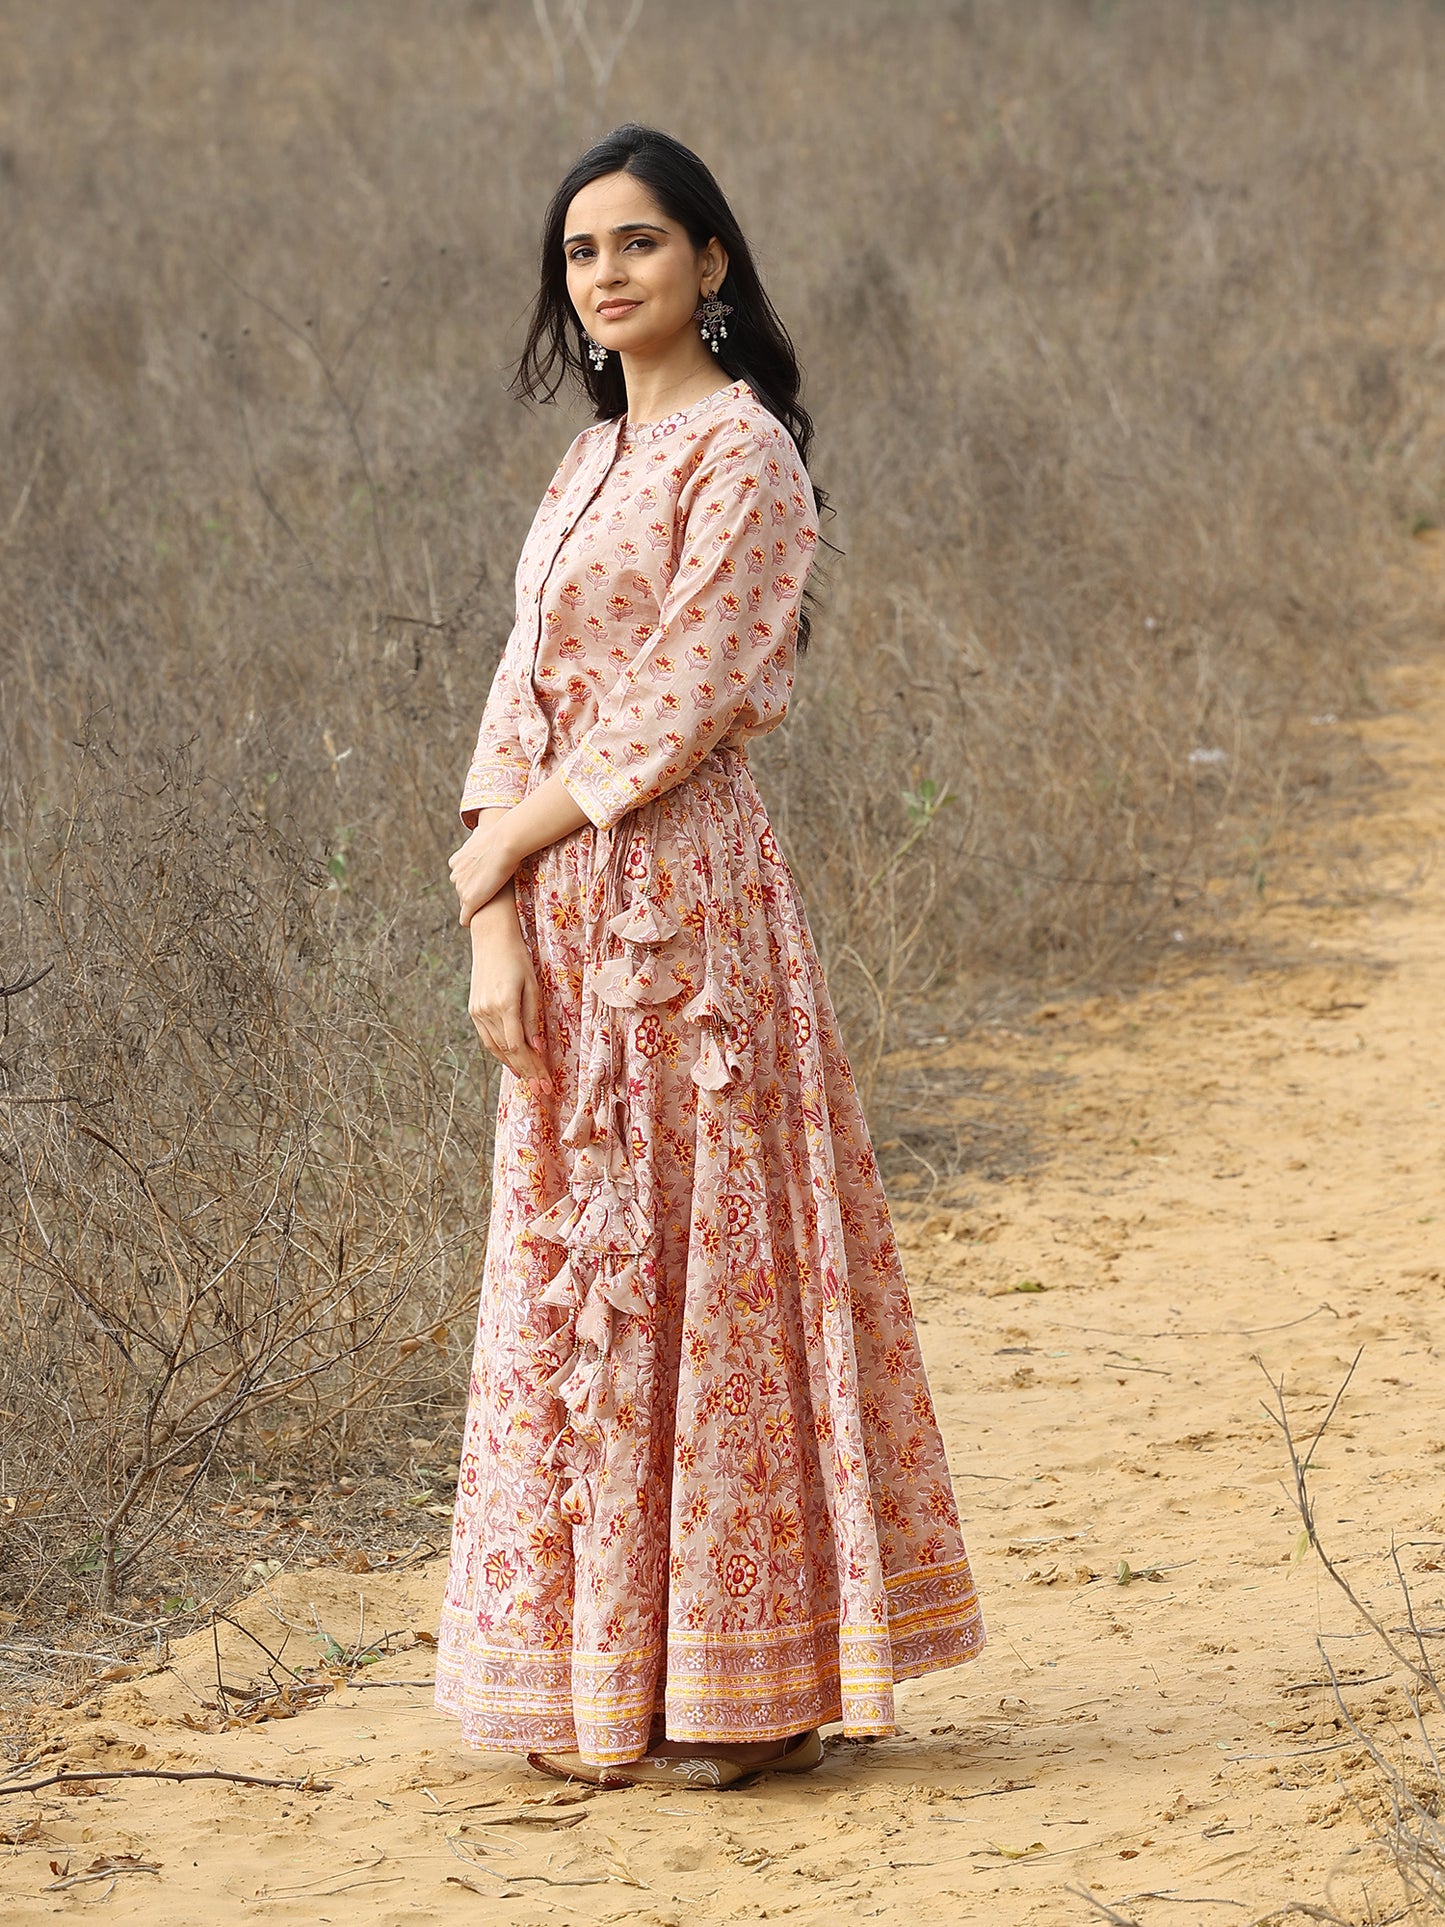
[624, 237, 654, 251]
[568, 246, 594, 264]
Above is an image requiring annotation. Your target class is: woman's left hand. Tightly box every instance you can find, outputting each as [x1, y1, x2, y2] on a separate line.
[449, 815, 521, 924]
[448, 773, 592, 924]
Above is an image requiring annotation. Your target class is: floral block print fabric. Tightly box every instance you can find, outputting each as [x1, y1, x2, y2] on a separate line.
[436, 379, 984, 1766]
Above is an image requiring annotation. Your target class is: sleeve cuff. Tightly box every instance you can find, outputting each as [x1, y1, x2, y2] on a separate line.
[558, 739, 636, 832]
[459, 769, 529, 826]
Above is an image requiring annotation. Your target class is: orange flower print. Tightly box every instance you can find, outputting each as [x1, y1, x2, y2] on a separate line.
[693, 681, 716, 706]
[528, 1524, 567, 1567]
[773, 538, 790, 565]
[723, 1371, 750, 1415]
[681, 602, 708, 630]
[791, 1006, 813, 1047]
[758, 827, 784, 867]
[586, 558, 609, 583]
[926, 1482, 961, 1524]
[723, 1552, 759, 1597]
[763, 1408, 798, 1452]
[559, 581, 584, 607]
[681, 1492, 710, 1535]
[458, 1453, 480, 1498]
[773, 573, 799, 599]
[769, 1507, 803, 1554]
[482, 1548, 518, 1591]
[623, 835, 649, 879]
[882, 1339, 912, 1383]
[748, 621, 774, 648]
[734, 1269, 775, 1316]
[746, 544, 766, 573]
[717, 591, 741, 620]
[606, 593, 633, 619]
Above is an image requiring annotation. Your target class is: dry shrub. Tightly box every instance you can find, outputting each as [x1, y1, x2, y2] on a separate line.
[0, 736, 490, 1610]
[1, 0, 1444, 1620]
[1263, 1359, 1445, 1922]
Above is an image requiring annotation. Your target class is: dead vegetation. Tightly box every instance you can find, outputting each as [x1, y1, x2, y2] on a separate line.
[2, 0, 1445, 1642]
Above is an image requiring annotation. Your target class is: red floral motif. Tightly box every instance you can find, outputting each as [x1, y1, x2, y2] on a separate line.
[459, 1453, 480, 1498]
[634, 1014, 664, 1059]
[723, 1552, 759, 1597]
[723, 1372, 750, 1416]
[723, 1193, 754, 1237]
[791, 1005, 813, 1047]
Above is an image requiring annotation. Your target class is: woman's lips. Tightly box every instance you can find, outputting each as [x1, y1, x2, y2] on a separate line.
[596, 300, 640, 319]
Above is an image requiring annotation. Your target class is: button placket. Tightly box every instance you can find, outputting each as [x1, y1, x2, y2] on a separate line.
[523, 424, 626, 779]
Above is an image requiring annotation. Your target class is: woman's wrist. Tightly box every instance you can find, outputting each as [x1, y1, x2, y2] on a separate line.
[470, 880, 519, 932]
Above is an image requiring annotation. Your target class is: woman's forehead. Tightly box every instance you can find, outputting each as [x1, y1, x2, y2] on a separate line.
[564, 172, 672, 238]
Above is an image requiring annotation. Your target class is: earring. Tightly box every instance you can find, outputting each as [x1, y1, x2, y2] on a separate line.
[694, 287, 733, 354]
[584, 334, 608, 371]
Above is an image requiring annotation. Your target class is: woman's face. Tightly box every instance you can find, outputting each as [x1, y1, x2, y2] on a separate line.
[563, 171, 726, 363]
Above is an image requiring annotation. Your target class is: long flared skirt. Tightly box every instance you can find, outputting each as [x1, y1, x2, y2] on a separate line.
[435, 746, 984, 1765]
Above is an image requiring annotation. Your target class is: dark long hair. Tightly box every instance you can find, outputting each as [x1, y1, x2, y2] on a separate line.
[514, 124, 828, 647]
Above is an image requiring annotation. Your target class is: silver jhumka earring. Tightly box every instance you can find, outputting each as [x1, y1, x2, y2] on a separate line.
[694, 287, 733, 354]
[584, 333, 608, 371]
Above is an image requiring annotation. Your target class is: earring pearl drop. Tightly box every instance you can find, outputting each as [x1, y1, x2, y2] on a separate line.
[695, 287, 733, 354]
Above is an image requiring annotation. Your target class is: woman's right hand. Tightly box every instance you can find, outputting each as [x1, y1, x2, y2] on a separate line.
[466, 889, 553, 1092]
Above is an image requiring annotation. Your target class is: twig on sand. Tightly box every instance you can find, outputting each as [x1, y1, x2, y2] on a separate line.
[1241, 1907, 1370, 1926]
[1061, 1305, 1337, 1341]
[1259, 1348, 1443, 1707]
[1116, 1894, 1248, 1909]
[1066, 1888, 1143, 1926]
[0, 1766, 331, 1798]
[44, 1856, 160, 1895]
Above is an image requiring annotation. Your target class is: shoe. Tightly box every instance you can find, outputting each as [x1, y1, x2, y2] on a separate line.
[527, 1727, 825, 1791]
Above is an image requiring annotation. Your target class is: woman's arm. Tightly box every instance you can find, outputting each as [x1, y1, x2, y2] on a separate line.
[458, 808, 553, 1089]
[557, 433, 819, 832]
[449, 775, 590, 925]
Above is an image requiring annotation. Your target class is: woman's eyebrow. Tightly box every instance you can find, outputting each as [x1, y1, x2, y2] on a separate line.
[563, 221, 669, 246]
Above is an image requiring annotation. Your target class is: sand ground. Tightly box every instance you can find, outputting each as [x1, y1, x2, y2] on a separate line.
[3, 620, 1443, 1923]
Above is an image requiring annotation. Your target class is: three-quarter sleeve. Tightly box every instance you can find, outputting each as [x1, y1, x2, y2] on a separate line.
[557, 433, 819, 832]
[459, 617, 532, 828]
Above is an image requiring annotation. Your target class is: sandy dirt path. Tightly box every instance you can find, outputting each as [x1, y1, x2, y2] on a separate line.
[3, 636, 1443, 1925]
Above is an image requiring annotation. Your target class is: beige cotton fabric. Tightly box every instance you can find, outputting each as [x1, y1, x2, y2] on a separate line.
[436, 379, 985, 1766]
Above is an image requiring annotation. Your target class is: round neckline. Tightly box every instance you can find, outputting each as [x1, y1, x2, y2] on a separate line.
[617, 378, 750, 444]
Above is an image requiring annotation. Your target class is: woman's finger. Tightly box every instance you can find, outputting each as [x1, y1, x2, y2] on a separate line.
[498, 998, 552, 1090]
[520, 966, 552, 1089]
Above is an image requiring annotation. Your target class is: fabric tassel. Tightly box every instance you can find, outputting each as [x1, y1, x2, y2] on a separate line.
[606, 897, 678, 944]
[691, 1029, 734, 1090]
[681, 978, 732, 1028]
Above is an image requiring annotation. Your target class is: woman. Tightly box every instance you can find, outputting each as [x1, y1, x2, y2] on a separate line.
[435, 124, 984, 1789]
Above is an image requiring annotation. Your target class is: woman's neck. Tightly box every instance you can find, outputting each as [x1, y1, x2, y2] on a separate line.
[620, 342, 733, 426]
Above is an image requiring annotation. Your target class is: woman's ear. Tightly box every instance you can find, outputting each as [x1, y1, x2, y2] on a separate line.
[704, 238, 730, 290]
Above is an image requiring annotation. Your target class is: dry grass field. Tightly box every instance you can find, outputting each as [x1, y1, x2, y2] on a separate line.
[2, 5, 1445, 1906]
